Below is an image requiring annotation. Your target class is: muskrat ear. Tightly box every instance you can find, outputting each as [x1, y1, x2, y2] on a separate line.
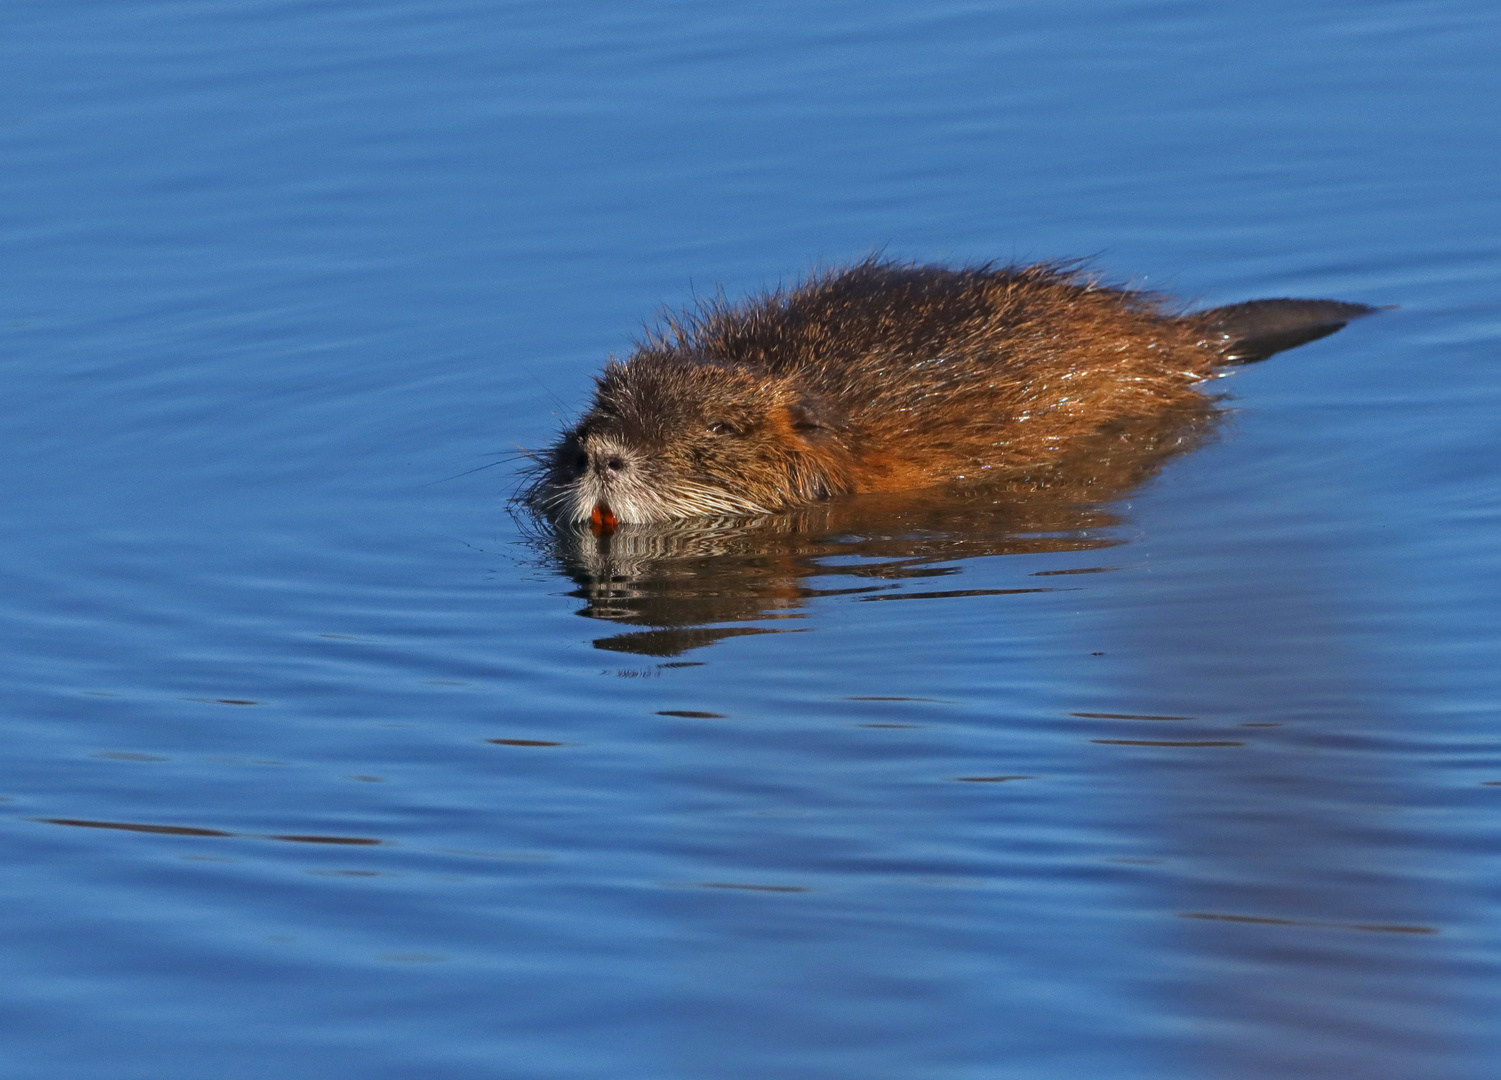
[785, 396, 842, 436]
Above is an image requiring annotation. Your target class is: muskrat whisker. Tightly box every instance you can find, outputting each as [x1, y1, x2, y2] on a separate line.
[426, 459, 520, 485]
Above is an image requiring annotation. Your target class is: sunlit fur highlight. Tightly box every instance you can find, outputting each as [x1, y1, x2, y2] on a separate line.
[525, 259, 1370, 523]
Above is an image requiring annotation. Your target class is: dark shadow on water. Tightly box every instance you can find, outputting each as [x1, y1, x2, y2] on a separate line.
[525, 402, 1219, 655]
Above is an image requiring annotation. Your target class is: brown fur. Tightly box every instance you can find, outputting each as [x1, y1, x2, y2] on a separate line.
[527, 259, 1372, 524]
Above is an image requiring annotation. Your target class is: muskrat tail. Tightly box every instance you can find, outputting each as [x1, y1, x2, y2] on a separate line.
[1192, 298, 1385, 364]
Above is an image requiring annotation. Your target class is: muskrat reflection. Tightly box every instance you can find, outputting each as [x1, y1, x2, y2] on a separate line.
[533, 400, 1217, 656]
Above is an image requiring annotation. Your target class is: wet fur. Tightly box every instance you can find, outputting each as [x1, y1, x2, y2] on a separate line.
[527, 259, 1374, 524]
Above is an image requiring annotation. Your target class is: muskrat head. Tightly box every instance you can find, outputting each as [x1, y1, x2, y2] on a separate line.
[528, 357, 852, 524]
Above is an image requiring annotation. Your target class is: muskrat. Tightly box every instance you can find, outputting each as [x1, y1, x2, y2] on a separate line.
[526, 259, 1377, 526]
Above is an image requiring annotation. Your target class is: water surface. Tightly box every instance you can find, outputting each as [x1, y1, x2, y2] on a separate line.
[2, 1, 1500, 1077]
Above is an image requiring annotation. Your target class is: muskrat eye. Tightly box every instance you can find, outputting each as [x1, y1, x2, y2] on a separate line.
[706, 420, 739, 437]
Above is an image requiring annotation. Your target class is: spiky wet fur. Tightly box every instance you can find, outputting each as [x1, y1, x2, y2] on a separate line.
[526, 259, 1333, 524]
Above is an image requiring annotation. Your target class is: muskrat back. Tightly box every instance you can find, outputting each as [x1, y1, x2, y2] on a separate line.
[527, 259, 1377, 525]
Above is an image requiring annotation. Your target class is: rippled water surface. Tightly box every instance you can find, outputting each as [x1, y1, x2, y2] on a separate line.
[4, 1, 1500, 1077]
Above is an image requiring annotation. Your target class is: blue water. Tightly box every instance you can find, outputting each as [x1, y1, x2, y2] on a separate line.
[3, 1, 1500, 1077]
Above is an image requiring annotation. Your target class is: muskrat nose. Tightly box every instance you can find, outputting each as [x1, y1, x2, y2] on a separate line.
[597, 454, 628, 477]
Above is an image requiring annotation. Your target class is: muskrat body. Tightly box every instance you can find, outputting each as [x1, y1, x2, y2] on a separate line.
[527, 260, 1376, 525]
